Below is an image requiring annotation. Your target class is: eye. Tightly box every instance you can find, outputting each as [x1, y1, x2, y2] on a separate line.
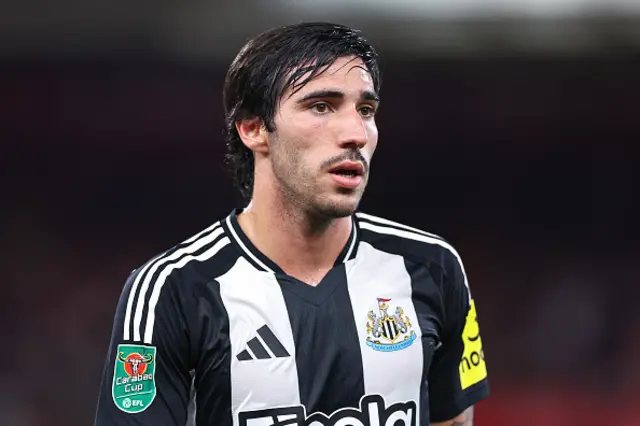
[359, 105, 377, 117]
[311, 102, 331, 114]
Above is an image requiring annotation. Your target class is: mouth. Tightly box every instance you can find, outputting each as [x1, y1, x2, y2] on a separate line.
[327, 161, 365, 189]
[327, 161, 365, 177]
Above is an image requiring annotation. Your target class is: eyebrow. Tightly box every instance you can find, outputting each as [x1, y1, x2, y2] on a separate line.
[361, 90, 380, 103]
[296, 89, 380, 104]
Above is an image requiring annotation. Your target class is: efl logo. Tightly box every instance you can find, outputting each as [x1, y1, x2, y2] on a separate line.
[239, 394, 416, 426]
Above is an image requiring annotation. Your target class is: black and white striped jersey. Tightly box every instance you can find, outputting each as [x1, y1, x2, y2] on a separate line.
[95, 210, 489, 426]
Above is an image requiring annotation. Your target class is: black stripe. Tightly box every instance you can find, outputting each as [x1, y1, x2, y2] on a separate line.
[278, 264, 364, 415]
[358, 222, 456, 282]
[257, 325, 290, 358]
[193, 276, 235, 426]
[236, 350, 252, 361]
[166, 244, 238, 426]
[247, 337, 270, 359]
[405, 257, 444, 424]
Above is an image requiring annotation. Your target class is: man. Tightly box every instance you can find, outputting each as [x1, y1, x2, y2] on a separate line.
[95, 22, 489, 426]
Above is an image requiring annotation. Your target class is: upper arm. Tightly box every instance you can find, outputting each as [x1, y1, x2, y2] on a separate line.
[95, 267, 194, 426]
[427, 246, 489, 423]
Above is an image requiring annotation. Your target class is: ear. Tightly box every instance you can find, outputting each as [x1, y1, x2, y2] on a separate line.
[236, 117, 269, 154]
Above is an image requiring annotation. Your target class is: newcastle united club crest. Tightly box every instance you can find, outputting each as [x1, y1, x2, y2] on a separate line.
[366, 298, 417, 352]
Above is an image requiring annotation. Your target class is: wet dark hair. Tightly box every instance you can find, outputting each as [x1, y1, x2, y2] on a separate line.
[223, 22, 381, 202]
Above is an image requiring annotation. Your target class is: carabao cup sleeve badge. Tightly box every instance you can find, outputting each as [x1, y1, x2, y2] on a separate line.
[111, 344, 157, 413]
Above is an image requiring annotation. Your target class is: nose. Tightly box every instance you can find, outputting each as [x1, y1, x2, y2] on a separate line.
[336, 109, 369, 149]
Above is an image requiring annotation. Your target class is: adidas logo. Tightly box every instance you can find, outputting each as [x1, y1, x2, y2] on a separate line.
[236, 325, 291, 361]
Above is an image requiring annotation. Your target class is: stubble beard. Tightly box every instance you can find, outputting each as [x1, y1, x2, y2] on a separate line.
[270, 137, 366, 224]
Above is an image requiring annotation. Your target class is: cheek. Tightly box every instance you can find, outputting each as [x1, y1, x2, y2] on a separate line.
[288, 122, 324, 155]
[365, 122, 379, 157]
[287, 112, 324, 136]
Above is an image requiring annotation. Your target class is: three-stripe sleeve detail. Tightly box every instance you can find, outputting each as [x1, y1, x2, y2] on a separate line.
[122, 221, 230, 343]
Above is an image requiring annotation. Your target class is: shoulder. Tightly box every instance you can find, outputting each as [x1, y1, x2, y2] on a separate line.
[127, 218, 238, 296]
[355, 211, 467, 282]
[120, 218, 240, 343]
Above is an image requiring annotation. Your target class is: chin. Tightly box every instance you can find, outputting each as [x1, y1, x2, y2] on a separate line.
[313, 193, 362, 218]
[324, 204, 357, 218]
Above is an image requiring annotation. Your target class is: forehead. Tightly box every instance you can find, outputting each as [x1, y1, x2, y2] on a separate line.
[284, 56, 375, 99]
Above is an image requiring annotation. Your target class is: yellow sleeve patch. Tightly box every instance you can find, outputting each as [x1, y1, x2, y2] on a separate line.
[459, 299, 487, 389]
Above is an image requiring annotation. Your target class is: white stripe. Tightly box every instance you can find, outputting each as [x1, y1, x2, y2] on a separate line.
[123, 222, 222, 340]
[123, 254, 163, 340]
[346, 242, 423, 420]
[358, 221, 471, 301]
[225, 216, 274, 273]
[218, 257, 300, 422]
[245, 346, 257, 361]
[183, 221, 223, 245]
[143, 236, 231, 344]
[344, 217, 358, 261]
[356, 212, 445, 241]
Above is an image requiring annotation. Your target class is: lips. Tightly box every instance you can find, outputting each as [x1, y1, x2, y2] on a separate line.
[328, 161, 365, 189]
[327, 161, 365, 177]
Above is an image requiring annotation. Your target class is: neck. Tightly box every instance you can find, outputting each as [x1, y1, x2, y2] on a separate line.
[237, 187, 352, 284]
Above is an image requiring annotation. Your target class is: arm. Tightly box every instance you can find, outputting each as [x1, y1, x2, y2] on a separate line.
[428, 245, 489, 424]
[432, 406, 473, 426]
[95, 267, 193, 425]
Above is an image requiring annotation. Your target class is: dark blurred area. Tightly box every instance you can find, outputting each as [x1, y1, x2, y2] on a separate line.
[1, 2, 639, 425]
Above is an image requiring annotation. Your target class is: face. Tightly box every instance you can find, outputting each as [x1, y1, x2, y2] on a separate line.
[268, 56, 379, 218]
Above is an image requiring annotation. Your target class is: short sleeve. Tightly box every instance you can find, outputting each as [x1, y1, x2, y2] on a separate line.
[95, 267, 193, 426]
[428, 247, 490, 422]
